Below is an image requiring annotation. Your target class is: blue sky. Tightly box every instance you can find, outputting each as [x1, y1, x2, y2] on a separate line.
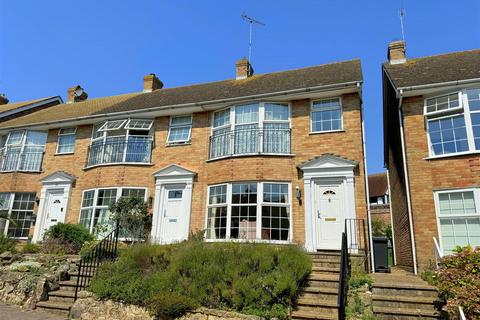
[0, 1, 479, 173]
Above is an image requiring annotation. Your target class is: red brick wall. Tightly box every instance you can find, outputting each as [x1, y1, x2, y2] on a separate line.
[0, 93, 367, 245]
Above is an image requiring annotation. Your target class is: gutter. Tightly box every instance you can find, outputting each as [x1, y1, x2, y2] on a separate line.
[0, 81, 362, 131]
[397, 89, 418, 274]
[395, 77, 480, 97]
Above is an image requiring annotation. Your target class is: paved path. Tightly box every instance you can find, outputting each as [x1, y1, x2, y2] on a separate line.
[0, 304, 66, 320]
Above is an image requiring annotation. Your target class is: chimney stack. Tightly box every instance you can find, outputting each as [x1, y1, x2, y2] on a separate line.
[67, 85, 88, 103]
[0, 94, 9, 105]
[388, 40, 406, 64]
[143, 73, 163, 92]
[235, 58, 254, 80]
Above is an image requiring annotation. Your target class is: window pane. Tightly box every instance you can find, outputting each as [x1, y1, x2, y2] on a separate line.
[168, 126, 191, 142]
[209, 185, 227, 204]
[171, 116, 192, 126]
[439, 191, 476, 215]
[428, 116, 469, 155]
[231, 205, 257, 239]
[7, 193, 35, 238]
[261, 206, 290, 241]
[57, 134, 76, 153]
[79, 209, 93, 229]
[99, 120, 127, 131]
[467, 88, 480, 111]
[263, 183, 289, 203]
[0, 193, 11, 210]
[121, 188, 146, 199]
[425, 93, 460, 114]
[96, 189, 117, 206]
[312, 99, 342, 132]
[232, 183, 257, 204]
[234, 124, 259, 154]
[440, 217, 480, 254]
[59, 128, 77, 135]
[82, 190, 95, 207]
[6, 131, 24, 145]
[25, 131, 47, 146]
[210, 127, 231, 158]
[92, 208, 113, 235]
[235, 104, 259, 124]
[206, 206, 227, 239]
[168, 190, 183, 199]
[125, 119, 153, 130]
[213, 109, 230, 128]
[264, 123, 290, 154]
[265, 103, 288, 121]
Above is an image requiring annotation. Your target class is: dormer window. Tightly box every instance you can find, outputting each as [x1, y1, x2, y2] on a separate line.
[425, 88, 480, 157]
[0, 130, 47, 172]
[87, 119, 154, 167]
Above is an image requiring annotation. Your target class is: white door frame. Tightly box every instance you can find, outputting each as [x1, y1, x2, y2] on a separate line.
[32, 171, 76, 243]
[299, 154, 357, 252]
[151, 164, 196, 244]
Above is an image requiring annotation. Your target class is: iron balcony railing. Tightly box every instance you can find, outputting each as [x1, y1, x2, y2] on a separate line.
[0, 146, 45, 172]
[208, 127, 291, 159]
[86, 139, 153, 167]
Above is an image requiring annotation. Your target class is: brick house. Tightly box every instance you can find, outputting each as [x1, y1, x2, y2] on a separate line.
[0, 58, 369, 253]
[383, 41, 480, 273]
[368, 172, 391, 226]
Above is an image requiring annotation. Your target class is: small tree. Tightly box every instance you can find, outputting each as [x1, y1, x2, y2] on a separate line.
[109, 196, 149, 243]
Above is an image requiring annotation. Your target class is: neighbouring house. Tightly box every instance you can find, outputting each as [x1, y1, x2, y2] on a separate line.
[368, 172, 391, 225]
[383, 40, 480, 273]
[0, 95, 63, 122]
[0, 58, 369, 256]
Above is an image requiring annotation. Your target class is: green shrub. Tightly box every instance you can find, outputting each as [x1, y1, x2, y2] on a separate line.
[90, 240, 311, 319]
[21, 242, 41, 254]
[436, 246, 480, 319]
[349, 271, 373, 290]
[43, 223, 94, 254]
[0, 234, 16, 254]
[146, 292, 198, 318]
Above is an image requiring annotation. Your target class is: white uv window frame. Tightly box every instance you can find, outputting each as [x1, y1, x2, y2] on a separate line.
[310, 97, 344, 134]
[210, 102, 291, 158]
[166, 115, 193, 145]
[0, 130, 47, 172]
[78, 186, 148, 236]
[204, 181, 292, 244]
[425, 88, 480, 158]
[56, 127, 77, 155]
[0, 192, 36, 240]
[433, 188, 480, 255]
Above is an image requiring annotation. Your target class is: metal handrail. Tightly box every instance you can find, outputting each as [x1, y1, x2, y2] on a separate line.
[0, 146, 44, 172]
[337, 231, 349, 320]
[433, 237, 443, 270]
[345, 218, 369, 272]
[86, 139, 153, 167]
[74, 225, 120, 300]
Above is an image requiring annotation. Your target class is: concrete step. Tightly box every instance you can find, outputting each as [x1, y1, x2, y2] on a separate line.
[300, 288, 338, 301]
[372, 294, 440, 311]
[291, 310, 337, 320]
[312, 261, 341, 268]
[297, 297, 337, 307]
[58, 280, 81, 292]
[310, 255, 341, 263]
[36, 301, 72, 316]
[308, 273, 339, 289]
[373, 306, 442, 319]
[294, 304, 339, 316]
[312, 266, 339, 273]
[48, 290, 76, 303]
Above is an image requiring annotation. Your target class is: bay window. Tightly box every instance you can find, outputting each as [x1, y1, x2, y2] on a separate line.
[426, 88, 480, 157]
[435, 189, 480, 255]
[206, 182, 291, 242]
[0, 193, 36, 239]
[209, 102, 291, 159]
[0, 130, 47, 172]
[87, 119, 153, 167]
[79, 187, 147, 235]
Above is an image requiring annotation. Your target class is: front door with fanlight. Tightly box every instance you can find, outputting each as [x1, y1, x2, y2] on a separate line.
[315, 180, 345, 250]
[43, 190, 66, 234]
[160, 185, 186, 244]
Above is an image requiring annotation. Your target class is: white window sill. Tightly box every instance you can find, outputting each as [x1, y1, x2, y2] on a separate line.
[424, 150, 480, 160]
[204, 238, 293, 245]
[207, 153, 296, 162]
[55, 152, 75, 156]
[0, 170, 42, 174]
[84, 162, 153, 170]
[309, 129, 345, 135]
[165, 142, 192, 147]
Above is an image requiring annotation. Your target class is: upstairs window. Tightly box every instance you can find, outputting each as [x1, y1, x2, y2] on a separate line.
[311, 98, 343, 133]
[87, 119, 154, 167]
[0, 130, 47, 172]
[167, 115, 192, 144]
[425, 89, 480, 157]
[57, 127, 77, 154]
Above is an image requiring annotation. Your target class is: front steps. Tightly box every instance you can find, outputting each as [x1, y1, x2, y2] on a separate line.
[372, 271, 444, 319]
[36, 258, 96, 317]
[291, 252, 341, 320]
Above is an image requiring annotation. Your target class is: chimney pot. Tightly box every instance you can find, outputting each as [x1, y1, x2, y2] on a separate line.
[67, 85, 88, 103]
[388, 40, 406, 64]
[235, 58, 254, 80]
[0, 94, 8, 105]
[143, 73, 163, 92]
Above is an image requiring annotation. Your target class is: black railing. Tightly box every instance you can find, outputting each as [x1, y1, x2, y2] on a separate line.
[0, 146, 44, 172]
[337, 231, 349, 320]
[74, 225, 120, 300]
[345, 218, 369, 272]
[208, 127, 291, 159]
[86, 139, 153, 167]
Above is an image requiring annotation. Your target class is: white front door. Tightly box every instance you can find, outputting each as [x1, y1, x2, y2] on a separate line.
[160, 185, 186, 243]
[43, 190, 66, 233]
[315, 180, 345, 250]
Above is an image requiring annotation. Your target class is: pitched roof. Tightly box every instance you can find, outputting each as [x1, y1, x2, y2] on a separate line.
[368, 173, 388, 198]
[383, 49, 480, 89]
[0, 97, 60, 114]
[0, 59, 362, 129]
